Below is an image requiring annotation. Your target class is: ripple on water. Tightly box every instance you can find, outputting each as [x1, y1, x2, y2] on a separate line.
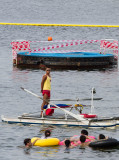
[0, 1, 119, 159]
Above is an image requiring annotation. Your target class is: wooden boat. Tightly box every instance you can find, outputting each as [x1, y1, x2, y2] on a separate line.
[1, 88, 119, 128]
[1, 114, 119, 128]
[11, 39, 118, 69]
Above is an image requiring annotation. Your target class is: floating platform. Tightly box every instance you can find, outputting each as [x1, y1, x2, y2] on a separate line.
[11, 39, 118, 69]
[16, 51, 116, 69]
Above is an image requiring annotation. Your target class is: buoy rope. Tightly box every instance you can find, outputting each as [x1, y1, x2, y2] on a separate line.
[0, 22, 119, 27]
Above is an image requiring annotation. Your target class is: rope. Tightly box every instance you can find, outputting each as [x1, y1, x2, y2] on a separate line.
[1, 22, 119, 27]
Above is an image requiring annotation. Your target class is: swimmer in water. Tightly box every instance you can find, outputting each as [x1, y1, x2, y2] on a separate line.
[24, 138, 39, 153]
[40, 130, 52, 139]
[79, 135, 95, 148]
[64, 139, 77, 153]
[70, 129, 94, 142]
[98, 134, 108, 140]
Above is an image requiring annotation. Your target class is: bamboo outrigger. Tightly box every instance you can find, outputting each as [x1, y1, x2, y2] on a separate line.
[1, 88, 119, 128]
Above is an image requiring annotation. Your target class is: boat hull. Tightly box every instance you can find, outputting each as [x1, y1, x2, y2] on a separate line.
[1, 115, 119, 128]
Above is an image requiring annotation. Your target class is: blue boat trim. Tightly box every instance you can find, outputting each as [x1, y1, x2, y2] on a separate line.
[18, 52, 114, 58]
[2, 119, 119, 128]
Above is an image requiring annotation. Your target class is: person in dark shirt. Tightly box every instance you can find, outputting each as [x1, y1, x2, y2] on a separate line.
[24, 138, 39, 153]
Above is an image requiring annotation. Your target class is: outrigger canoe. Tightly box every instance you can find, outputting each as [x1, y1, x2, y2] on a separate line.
[1, 88, 119, 129]
[1, 87, 119, 128]
[1, 114, 119, 128]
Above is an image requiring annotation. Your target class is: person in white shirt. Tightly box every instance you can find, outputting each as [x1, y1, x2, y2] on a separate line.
[40, 130, 52, 139]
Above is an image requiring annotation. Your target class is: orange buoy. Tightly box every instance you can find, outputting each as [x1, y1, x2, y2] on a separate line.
[48, 37, 52, 41]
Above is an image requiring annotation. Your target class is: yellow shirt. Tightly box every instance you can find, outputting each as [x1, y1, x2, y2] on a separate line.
[43, 75, 51, 91]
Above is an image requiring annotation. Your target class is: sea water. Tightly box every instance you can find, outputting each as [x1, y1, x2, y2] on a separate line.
[0, 0, 119, 159]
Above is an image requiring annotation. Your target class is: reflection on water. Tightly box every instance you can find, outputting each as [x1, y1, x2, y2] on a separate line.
[12, 67, 30, 83]
[35, 147, 59, 157]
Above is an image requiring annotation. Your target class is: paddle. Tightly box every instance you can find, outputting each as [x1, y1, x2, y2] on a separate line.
[21, 87, 89, 125]
[50, 98, 102, 101]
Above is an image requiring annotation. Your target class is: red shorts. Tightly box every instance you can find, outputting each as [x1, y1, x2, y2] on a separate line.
[42, 90, 50, 98]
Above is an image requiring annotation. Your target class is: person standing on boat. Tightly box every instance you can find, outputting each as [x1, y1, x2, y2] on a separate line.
[40, 68, 51, 116]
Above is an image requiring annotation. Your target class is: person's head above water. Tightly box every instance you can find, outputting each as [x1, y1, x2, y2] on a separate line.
[81, 129, 88, 136]
[64, 139, 71, 148]
[98, 134, 105, 140]
[24, 138, 32, 147]
[80, 135, 86, 143]
[45, 130, 51, 138]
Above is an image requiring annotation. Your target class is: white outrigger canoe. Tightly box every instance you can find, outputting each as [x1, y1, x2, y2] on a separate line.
[1, 88, 119, 128]
[1, 114, 119, 128]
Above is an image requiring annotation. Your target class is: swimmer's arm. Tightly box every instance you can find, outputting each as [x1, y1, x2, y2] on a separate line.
[70, 143, 78, 148]
[70, 145, 75, 148]
[72, 141, 79, 146]
[32, 138, 40, 146]
[70, 136, 74, 141]
[70, 137, 79, 142]
[85, 136, 95, 141]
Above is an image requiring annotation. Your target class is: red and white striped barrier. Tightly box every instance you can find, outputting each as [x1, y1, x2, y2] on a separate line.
[34, 49, 101, 53]
[11, 39, 118, 61]
[11, 41, 31, 59]
[100, 40, 118, 49]
[100, 40, 118, 59]
[31, 40, 99, 52]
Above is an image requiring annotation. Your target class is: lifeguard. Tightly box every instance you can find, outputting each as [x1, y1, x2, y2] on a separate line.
[41, 68, 51, 116]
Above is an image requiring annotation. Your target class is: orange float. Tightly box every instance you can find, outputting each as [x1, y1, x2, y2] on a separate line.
[48, 37, 52, 41]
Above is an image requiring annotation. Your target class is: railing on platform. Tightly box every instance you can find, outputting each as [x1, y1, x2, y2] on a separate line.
[11, 39, 118, 65]
[100, 39, 118, 60]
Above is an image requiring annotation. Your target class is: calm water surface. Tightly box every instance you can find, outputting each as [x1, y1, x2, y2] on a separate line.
[0, 0, 119, 160]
